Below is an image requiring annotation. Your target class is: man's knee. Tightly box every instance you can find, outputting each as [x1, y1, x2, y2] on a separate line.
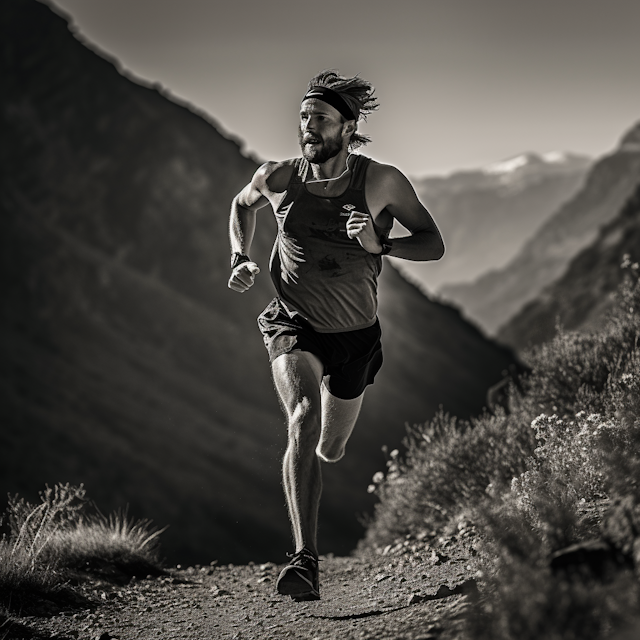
[316, 441, 345, 463]
[289, 397, 320, 427]
[286, 397, 321, 449]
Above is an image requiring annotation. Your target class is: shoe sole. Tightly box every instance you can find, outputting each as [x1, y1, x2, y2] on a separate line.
[291, 591, 320, 602]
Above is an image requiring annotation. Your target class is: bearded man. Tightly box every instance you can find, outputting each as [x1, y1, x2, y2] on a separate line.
[228, 70, 444, 601]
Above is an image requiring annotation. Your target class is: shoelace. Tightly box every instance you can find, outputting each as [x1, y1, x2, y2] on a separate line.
[286, 548, 319, 567]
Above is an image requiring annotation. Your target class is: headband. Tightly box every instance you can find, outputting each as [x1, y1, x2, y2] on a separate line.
[301, 86, 357, 121]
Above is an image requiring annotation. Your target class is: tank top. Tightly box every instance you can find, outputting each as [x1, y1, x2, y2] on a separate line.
[269, 154, 392, 333]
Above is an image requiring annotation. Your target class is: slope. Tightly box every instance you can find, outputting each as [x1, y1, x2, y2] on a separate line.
[498, 181, 640, 349]
[1, 0, 517, 565]
[441, 124, 640, 335]
[403, 152, 590, 290]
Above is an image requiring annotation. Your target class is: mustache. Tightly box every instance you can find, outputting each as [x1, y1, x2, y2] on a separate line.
[298, 127, 322, 145]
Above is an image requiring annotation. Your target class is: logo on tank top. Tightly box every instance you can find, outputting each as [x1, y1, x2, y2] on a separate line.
[340, 203, 363, 217]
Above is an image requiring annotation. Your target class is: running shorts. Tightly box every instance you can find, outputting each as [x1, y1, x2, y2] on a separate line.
[257, 297, 383, 400]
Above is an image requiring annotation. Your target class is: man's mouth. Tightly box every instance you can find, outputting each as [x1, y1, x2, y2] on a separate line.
[303, 136, 321, 145]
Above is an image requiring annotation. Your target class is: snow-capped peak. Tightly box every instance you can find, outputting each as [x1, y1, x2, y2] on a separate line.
[482, 151, 590, 179]
[484, 153, 540, 175]
[542, 151, 570, 163]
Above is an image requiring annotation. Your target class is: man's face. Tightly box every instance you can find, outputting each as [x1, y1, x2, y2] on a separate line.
[298, 99, 346, 163]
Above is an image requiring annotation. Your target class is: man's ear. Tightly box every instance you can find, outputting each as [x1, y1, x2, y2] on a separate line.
[342, 120, 356, 138]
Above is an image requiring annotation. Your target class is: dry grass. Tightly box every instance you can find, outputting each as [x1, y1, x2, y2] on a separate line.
[0, 483, 165, 609]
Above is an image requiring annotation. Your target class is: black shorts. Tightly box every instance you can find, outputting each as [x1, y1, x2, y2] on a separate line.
[257, 297, 383, 400]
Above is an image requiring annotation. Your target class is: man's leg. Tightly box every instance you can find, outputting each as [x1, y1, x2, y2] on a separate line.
[316, 384, 364, 463]
[272, 351, 324, 557]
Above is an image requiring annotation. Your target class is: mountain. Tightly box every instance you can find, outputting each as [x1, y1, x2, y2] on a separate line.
[399, 152, 591, 291]
[1, 0, 517, 565]
[498, 181, 640, 349]
[440, 122, 640, 335]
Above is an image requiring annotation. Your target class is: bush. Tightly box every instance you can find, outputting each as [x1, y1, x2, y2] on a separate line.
[0, 483, 164, 606]
[363, 261, 640, 638]
[364, 262, 640, 550]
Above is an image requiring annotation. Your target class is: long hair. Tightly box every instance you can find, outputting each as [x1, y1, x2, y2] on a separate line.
[307, 70, 379, 150]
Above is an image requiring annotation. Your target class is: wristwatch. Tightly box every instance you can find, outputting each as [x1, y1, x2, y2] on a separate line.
[379, 237, 393, 256]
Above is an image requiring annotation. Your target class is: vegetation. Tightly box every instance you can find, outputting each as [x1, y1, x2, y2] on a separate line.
[0, 483, 164, 610]
[364, 257, 640, 638]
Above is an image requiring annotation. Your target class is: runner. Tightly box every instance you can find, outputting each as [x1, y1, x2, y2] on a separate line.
[228, 70, 444, 600]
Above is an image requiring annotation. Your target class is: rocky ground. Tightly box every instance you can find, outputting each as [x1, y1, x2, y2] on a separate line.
[2, 532, 482, 640]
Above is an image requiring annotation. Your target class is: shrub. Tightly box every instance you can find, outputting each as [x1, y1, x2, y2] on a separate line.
[0, 483, 86, 598]
[44, 509, 164, 574]
[363, 408, 536, 547]
[0, 483, 164, 606]
[364, 262, 640, 637]
[364, 262, 640, 551]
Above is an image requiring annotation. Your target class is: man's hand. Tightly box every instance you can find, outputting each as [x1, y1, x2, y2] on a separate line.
[228, 262, 261, 293]
[346, 211, 382, 254]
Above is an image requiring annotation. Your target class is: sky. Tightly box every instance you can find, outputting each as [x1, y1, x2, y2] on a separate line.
[51, 0, 640, 176]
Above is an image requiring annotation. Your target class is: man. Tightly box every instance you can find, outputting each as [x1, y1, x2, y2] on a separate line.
[228, 70, 444, 601]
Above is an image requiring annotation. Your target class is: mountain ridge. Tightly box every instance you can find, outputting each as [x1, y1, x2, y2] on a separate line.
[400, 151, 591, 290]
[440, 121, 640, 335]
[2, 0, 517, 564]
[498, 180, 640, 349]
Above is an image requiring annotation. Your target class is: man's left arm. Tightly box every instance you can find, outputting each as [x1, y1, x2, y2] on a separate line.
[348, 164, 445, 261]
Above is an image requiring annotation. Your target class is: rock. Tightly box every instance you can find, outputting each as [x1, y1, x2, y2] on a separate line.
[411, 579, 478, 603]
[433, 584, 457, 598]
[428, 550, 449, 565]
[550, 539, 629, 579]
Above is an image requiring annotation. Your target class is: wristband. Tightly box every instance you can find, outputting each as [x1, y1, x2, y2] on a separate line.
[231, 252, 251, 270]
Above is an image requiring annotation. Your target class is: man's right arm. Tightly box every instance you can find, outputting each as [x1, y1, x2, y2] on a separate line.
[228, 163, 273, 293]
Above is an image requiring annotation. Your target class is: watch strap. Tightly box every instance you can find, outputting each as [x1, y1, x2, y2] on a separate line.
[379, 237, 393, 256]
[231, 252, 251, 270]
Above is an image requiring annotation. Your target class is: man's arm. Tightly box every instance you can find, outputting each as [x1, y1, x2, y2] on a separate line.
[347, 163, 445, 261]
[228, 163, 273, 293]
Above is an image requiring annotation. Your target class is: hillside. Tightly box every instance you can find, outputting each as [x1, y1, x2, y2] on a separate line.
[401, 152, 590, 291]
[498, 181, 640, 349]
[1, 0, 517, 565]
[441, 123, 640, 335]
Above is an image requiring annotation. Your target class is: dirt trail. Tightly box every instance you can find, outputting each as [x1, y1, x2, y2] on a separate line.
[16, 549, 480, 640]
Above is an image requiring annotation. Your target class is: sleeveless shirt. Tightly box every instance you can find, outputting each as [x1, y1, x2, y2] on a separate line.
[269, 154, 392, 333]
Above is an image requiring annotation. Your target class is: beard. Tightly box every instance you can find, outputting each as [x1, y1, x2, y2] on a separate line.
[298, 126, 343, 164]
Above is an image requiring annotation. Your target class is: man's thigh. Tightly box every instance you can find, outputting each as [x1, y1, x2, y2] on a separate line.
[271, 351, 324, 418]
[320, 383, 364, 431]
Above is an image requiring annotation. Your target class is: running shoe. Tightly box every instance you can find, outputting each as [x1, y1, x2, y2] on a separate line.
[276, 547, 320, 600]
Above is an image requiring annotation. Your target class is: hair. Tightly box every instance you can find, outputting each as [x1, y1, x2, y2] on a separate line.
[307, 70, 379, 150]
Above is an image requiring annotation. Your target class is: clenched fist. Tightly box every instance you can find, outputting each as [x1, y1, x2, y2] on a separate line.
[346, 211, 382, 254]
[228, 262, 261, 293]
